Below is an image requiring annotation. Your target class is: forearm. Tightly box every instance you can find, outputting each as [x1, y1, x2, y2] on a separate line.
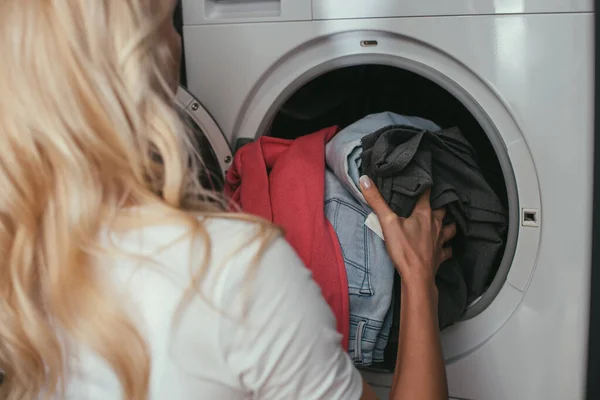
[389, 278, 448, 400]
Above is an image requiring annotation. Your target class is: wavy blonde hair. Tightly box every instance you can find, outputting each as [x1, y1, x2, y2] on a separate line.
[0, 1, 277, 398]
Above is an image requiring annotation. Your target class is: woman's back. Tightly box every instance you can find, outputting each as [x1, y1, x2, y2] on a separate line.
[62, 216, 360, 399]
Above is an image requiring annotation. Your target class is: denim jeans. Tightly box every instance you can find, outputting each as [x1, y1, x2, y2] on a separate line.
[324, 112, 440, 365]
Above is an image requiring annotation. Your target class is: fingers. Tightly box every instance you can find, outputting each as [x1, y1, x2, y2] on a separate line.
[440, 223, 457, 245]
[440, 247, 453, 264]
[359, 176, 396, 224]
[413, 188, 433, 214]
[432, 207, 446, 222]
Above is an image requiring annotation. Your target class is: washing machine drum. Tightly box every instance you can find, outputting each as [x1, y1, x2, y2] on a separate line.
[262, 65, 514, 370]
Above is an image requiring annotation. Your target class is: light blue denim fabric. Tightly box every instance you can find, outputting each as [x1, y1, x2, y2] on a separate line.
[325, 170, 393, 365]
[325, 112, 440, 365]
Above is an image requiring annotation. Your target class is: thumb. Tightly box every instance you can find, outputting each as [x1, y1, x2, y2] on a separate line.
[359, 175, 395, 222]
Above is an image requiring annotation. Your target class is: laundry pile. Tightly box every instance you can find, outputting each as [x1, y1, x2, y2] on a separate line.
[224, 111, 508, 369]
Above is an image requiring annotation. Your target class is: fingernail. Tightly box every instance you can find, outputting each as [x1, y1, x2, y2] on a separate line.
[359, 175, 372, 190]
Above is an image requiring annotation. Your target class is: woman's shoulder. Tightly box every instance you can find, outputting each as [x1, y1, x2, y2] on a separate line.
[203, 216, 274, 249]
[111, 214, 304, 300]
[105, 214, 310, 329]
[200, 216, 307, 295]
[114, 213, 279, 261]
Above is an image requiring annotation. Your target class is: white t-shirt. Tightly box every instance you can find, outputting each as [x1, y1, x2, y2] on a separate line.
[63, 217, 363, 399]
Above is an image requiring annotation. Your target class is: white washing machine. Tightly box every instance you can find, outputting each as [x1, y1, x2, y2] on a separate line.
[175, 1, 595, 399]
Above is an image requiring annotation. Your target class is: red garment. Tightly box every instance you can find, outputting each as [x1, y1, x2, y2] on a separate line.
[225, 127, 349, 349]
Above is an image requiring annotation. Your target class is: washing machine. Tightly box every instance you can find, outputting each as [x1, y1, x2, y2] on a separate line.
[174, 1, 594, 399]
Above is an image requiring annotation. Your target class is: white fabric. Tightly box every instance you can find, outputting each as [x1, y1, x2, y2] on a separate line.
[61, 217, 363, 399]
[364, 212, 385, 241]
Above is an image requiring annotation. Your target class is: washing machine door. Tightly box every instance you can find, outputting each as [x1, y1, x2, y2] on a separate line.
[175, 85, 233, 185]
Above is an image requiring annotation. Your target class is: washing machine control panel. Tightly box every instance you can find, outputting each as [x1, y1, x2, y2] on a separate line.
[182, 0, 592, 26]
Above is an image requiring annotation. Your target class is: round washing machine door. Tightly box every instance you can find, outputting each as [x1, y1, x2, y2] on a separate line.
[176, 85, 233, 181]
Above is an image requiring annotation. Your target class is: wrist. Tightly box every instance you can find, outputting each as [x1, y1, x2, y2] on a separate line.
[401, 276, 438, 300]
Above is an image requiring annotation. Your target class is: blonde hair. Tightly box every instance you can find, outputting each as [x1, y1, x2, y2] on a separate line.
[0, 1, 277, 398]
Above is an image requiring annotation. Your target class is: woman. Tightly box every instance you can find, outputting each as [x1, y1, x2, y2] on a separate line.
[0, 1, 455, 399]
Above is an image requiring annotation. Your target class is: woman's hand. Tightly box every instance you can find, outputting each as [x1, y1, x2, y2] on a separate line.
[358, 176, 456, 285]
[359, 175, 454, 400]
